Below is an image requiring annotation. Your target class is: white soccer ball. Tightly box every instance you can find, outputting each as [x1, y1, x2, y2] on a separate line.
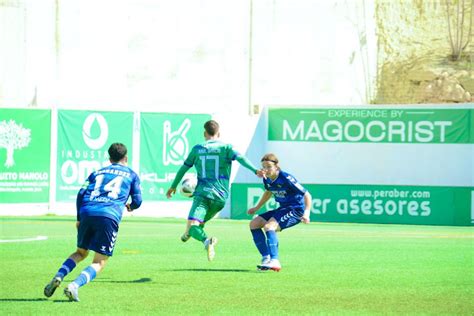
[180, 177, 197, 197]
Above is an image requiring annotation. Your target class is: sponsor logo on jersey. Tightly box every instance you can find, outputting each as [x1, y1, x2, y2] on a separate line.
[272, 190, 287, 198]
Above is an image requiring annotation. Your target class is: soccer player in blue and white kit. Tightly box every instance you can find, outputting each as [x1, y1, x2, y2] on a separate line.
[247, 153, 312, 272]
[44, 143, 142, 301]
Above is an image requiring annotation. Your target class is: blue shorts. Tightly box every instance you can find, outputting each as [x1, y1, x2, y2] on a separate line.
[77, 216, 119, 256]
[259, 205, 304, 230]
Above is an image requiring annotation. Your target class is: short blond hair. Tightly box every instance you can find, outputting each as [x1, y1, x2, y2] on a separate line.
[261, 153, 279, 166]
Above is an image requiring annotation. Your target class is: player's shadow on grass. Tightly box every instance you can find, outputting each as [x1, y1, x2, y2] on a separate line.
[95, 277, 152, 284]
[171, 268, 254, 273]
[0, 298, 48, 302]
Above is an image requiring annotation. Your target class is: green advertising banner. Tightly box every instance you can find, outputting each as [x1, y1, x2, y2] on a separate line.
[140, 113, 211, 201]
[56, 110, 133, 202]
[0, 109, 51, 203]
[231, 183, 474, 226]
[268, 108, 474, 144]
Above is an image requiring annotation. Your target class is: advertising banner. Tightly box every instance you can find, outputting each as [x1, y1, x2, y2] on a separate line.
[268, 108, 474, 144]
[231, 183, 473, 226]
[0, 109, 51, 203]
[140, 113, 211, 201]
[231, 106, 474, 226]
[56, 110, 133, 202]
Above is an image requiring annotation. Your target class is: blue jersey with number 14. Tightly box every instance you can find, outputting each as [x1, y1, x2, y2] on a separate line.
[77, 163, 142, 223]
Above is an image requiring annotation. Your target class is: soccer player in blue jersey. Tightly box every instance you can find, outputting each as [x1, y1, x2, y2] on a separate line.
[247, 153, 311, 272]
[44, 143, 142, 301]
[166, 120, 263, 261]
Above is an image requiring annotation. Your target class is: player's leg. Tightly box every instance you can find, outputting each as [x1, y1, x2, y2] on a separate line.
[57, 249, 89, 279]
[263, 218, 281, 270]
[249, 214, 271, 265]
[187, 196, 209, 242]
[201, 199, 225, 261]
[254, 218, 281, 271]
[181, 221, 192, 242]
[252, 210, 279, 269]
[65, 252, 109, 302]
[186, 217, 216, 261]
[44, 219, 92, 298]
[188, 219, 206, 241]
[181, 215, 212, 242]
[44, 248, 89, 297]
[257, 209, 284, 271]
[262, 206, 304, 271]
[64, 216, 117, 301]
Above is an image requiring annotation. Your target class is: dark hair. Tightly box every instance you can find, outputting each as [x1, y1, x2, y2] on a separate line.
[204, 120, 219, 136]
[261, 153, 279, 165]
[108, 143, 127, 162]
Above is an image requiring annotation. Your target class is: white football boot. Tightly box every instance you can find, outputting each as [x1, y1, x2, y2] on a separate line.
[256, 256, 272, 271]
[64, 283, 80, 302]
[260, 258, 281, 272]
[204, 237, 218, 261]
[261, 256, 271, 265]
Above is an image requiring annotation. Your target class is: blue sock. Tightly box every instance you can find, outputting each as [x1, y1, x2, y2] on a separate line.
[265, 230, 279, 259]
[55, 258, 76, 280]
[72, 265, 97, 288]
[251, 229, 269, 257]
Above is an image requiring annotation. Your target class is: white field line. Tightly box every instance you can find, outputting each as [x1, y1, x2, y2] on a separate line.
[0, 235, 48, 243]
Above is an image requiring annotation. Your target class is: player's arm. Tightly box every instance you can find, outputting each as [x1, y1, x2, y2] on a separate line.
[234, 154, 264, 177]
[285, 174, 311, 223]
[166, 164, 192, 198]
[247, 190, 273, 215]
[166, 148, 195, 199]
[301, 191, 312, 224]
[75, 179, 90, 222]
[127, 174, 143, 211]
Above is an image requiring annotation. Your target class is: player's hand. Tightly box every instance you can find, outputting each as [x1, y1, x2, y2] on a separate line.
[256, 169, 266, 179]
[126, 204, 133, 212]
[247, 207, 259, 215]
[301, 214, 310, 224]
[166, 188, 176, 199]
[75, 221, 80, 230]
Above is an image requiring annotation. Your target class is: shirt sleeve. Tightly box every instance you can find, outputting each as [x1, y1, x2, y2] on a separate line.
[232, 148, 258, 174]
[170, 164, 192, 189]
[129, 173, 142, 210]
[76, 174, 92, 221]
[170, 146, 195, 188]
[183, 146, 196, 168]
[285, 173, 307, 195]
[263, 178, 270, 191]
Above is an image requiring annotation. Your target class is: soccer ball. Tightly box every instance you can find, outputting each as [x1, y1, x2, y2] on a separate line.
[180, 177, 197, 197]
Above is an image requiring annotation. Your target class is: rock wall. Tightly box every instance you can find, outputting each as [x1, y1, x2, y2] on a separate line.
[375, 0, 473, 104]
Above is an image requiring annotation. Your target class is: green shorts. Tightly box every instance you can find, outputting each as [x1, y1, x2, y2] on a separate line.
[188, 196, 226, 223]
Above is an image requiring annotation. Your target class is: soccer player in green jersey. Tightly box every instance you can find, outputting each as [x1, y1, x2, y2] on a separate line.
[166, 120, 263, 261]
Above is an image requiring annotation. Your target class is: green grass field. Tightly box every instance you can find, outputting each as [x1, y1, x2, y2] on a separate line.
[0, 216, 473, 315]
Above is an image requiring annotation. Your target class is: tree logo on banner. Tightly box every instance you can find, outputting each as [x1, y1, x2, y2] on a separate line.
[163, 119, 190, 166]
[82, 113, 109, 150]
[0, 120, 31, 168]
